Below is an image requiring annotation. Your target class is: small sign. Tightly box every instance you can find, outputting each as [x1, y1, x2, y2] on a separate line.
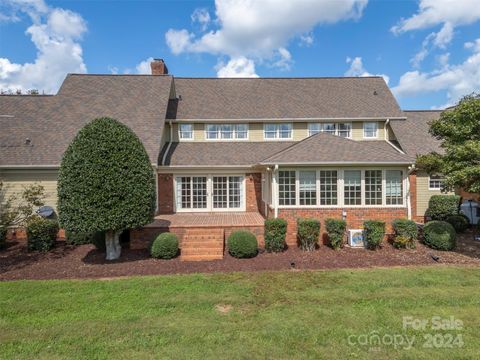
[348, 229, 365, 248]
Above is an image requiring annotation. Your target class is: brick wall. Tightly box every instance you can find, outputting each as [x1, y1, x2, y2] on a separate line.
[245, 172, 262, 212]
[278, 207, 408, 246]
[158, 174, 174, 214]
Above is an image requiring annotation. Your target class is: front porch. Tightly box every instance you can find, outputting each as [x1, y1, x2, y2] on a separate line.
[131, 212, 265, 261]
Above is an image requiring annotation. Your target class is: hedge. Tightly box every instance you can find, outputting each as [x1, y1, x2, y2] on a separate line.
[264, 218, 287, 252]
[26, 217, 59, 251]
[227, 230, 258, 258]
[150, 233, 179, 259]
[297, 218, 320, 251]
[325, 218, 346, 250]
[423, 221, 456, 251]
[425, 195, 461, 221]
[392, 219, 417, 249]
[363, 220, 385, 250]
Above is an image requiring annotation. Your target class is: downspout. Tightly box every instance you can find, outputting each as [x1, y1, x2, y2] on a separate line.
[384, 119, 406, 154]
[273, 164, 279, 218]
[406, 164, 416, 220]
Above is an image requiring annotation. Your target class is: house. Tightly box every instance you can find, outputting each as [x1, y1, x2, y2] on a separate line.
[0, 59, 455, 259]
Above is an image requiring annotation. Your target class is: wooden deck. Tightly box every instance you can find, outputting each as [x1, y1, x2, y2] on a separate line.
[146, 212, 265, 228]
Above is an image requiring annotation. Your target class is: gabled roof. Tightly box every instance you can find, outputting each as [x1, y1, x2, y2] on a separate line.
[260, 132, 413, 165]
[168, 77, 404, 120]
[0, 74, 173, 166]
[160, 141, 295, 167]
[390, 110, 443, 157]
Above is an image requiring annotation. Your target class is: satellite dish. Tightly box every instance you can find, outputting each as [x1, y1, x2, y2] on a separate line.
[36, 206, 54, 218]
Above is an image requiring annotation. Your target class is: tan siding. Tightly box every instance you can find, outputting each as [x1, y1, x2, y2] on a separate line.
[0, 170, 59, 211]
[249, 123, 264, 141]
[416, 171, 453, 216]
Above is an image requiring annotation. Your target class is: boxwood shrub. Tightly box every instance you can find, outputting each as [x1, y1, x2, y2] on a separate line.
[392, 219, 418, 249]
[325, 218, 346, 250]
[150, 233, 178, 259]
[423, 220, 456, 250]
[297, 218, 320, 251]
[0, 225, 7, 249]
[425, 195, 461, 221]
[446, 214, 469, 233]
[26, 217, 59, 251]
[264, 218, 287, 252]
[363, 220, 385, 250]
[227, 230, 258, 258]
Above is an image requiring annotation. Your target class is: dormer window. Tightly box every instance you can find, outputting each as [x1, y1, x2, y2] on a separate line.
[205, 124, 248, 140]
[308, 123, 351, 138]
[179, 124, 193, 140]
[264, 123, 292, 139]
[363, 122, 378, 138]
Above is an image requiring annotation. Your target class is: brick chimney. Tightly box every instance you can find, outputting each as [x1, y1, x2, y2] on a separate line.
[150, 59, 168, 75]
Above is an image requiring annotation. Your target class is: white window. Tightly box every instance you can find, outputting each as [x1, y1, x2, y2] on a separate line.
[179, 124, 193, 140]
[319, 170, 338, 205]
[264, 123, 292, 139]
[205, 124, 248, 140]
[429, 174, 444, 190]
[308, 123, 351, 138]
[386, 170, 403, 205]
[344, 170, 362, 205]
[176, 176, 208, 210]
[299, 171, 317, 206]
[279, 170, 296, 205]
[365, 170, 382, 205]
[213, 176, 243, 209]
[363, 122, 378, 138]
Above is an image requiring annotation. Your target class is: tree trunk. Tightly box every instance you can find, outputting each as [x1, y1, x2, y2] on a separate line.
[105, 230, 122, 260]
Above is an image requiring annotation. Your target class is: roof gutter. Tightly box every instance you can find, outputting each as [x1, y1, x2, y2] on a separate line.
[173, 116, 407, 123]
[0, 165, 59, 169]
[259, 161, 413, 166]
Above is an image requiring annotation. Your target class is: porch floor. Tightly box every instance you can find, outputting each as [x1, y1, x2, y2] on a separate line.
[147, 212, 265, 228]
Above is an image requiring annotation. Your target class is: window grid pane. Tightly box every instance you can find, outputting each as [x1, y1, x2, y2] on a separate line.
[365, 170, 382, 205]
[299, 171, 316, 206]
[364, 122, 378, 138]
[192, 177, 207, 208]
[320, 170, 338, 205]
[220, 124, 233, 139]
[308, 123, 321, 136]
[322, 123, 336, 134]
[229, 176, 242, 208]
[386, 170, 403, 205]
[206, 124, 219, 139]
[338, 123, 351, 138]
[179, 124, 193, 139]
[279, 171, 296, 206]
[429, 175, 443, 189]
[279, 124, 292, 138]
[344, 170, 361, 205]
[213, 176, 228, 208]
[235, 124, 248, 139]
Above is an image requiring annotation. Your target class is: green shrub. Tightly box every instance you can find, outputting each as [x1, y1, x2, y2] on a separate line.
[325, 218, 346, 250]
[0, 225, 7, 249]
[264, 218, 287, 252]
[363, 220, 385, 250]
[227, 230, 258, 258]
[26, 217, 59, 251]
[297, 218, 320, 251]
[151, 233, 179, 259]
[446, 214, 469, 233]
[92, 231, 106, 251]
[65, 230, 94, 245]
[423, 221, 456, 250]
[425, 195, 461, 221]
[392, 219, 417, 249]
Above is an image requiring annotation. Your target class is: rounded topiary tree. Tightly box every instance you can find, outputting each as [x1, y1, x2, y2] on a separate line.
[58, 117, 156, 260]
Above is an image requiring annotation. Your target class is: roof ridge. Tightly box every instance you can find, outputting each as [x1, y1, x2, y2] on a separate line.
[66, 73, 172, 77]
[403, 109, 443, 112]
[174, 76, 385, 80]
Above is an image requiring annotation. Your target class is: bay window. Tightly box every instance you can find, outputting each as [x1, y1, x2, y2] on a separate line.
[206, 124, 248, 140]
[344, 170, 362, 205]
[264, 123, 292, 139]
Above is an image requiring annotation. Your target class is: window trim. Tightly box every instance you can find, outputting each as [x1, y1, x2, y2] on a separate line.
[363, 122, 378, 139]
[276, 168, 406, 209]
[263, 123, 293, 140]
[204, 123, 249, 141]
[428, 174, 444, 190]
[178, 123, 194, 141]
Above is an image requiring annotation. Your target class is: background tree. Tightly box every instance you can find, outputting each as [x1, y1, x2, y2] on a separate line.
[416, 93, 480, 193]
[58, 117, 156, 260]
[0, 180, 45, 227]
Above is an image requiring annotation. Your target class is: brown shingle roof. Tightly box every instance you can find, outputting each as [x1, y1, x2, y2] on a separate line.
[390, 110, 443, 157]
[260, 133, 413, 165]
[168, 77, 404, 120]
[0, 74, 173, 166]
[160, 141, 295, 167]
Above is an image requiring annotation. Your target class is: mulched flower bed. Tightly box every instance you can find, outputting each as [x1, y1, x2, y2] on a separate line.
[1, 232, 480, 281]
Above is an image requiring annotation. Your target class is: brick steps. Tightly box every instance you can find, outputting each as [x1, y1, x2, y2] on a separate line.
[181, 228, 224, 261]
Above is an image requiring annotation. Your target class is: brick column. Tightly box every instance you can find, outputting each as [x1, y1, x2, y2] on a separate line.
[158, 174, 174, 214]
[245, 173, 262, 212]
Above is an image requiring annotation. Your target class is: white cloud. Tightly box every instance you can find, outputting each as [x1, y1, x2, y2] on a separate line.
[392, 39, 480, 108]
[299, 32, 314, 46]
[272, 47, 293, 70]
[216, 56, 259, 78]
[392, 0, 480, 66]
[344, 56, 389, 84]
[464, 39, 480, 52]
[135, 57, 154, 74]
[191, 8, 211, 31]
[166, 0, 368, 75]
[0, 0, 87, 93]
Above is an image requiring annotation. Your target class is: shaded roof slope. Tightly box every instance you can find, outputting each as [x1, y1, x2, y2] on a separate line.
[260, 133, 413, 165]
[390, 110, 443, 157]
[0, 74, 173, 166]
[160, 141, 295, 166]
[168, 77, 404, 120]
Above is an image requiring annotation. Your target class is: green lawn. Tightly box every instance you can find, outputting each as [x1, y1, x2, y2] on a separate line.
[1, 266, 479, 359]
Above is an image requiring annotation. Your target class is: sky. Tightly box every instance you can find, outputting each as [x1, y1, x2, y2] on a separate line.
[0, 0, 479, 110]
